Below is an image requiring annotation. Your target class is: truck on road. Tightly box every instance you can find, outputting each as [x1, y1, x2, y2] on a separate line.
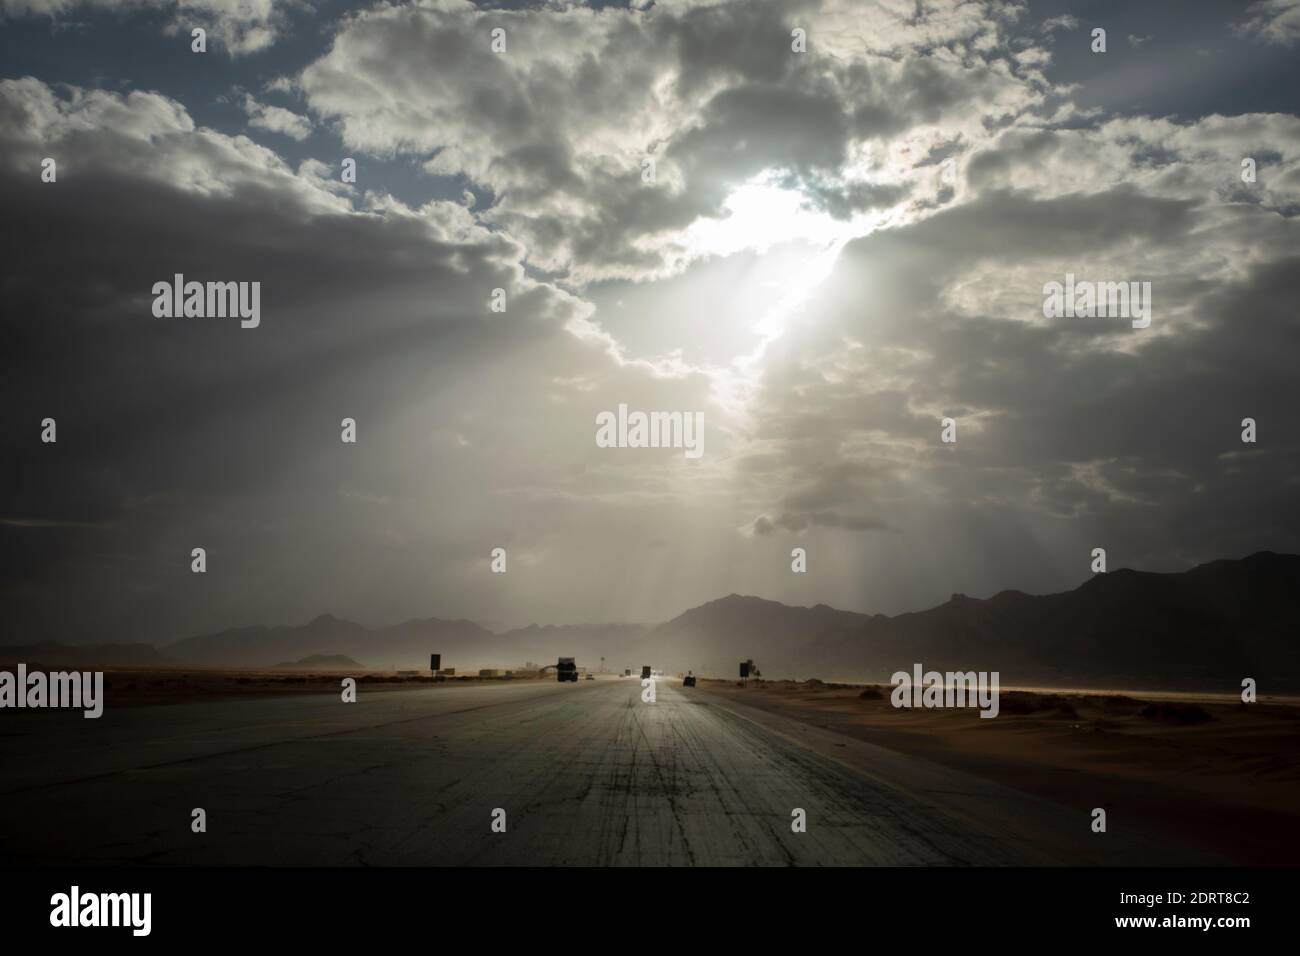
[641, 665, 652, 680]
[557, 657, 579, 682]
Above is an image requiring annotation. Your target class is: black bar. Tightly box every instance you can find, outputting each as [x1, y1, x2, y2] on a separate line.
[3, 866, 1279, 942]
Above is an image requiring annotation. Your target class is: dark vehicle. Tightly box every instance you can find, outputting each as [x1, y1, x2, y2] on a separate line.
[623, 669, 632, 677]
[585, 673, 595, 680]
[641, 665, 652, 680]
[557, 657, 578, 682]
[683, 673, 696, 688]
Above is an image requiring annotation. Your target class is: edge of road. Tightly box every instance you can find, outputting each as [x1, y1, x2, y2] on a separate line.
[686, 682, 1224, 866]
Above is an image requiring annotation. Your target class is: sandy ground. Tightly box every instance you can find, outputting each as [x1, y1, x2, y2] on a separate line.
[72, 666, 554, 705]
[699, 679, 1300, 865]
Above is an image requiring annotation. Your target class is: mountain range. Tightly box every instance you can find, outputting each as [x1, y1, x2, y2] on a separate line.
[3, 552, 1296, 692]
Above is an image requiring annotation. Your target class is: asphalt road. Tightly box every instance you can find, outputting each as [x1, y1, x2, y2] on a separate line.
[0, 678, 1211, 865]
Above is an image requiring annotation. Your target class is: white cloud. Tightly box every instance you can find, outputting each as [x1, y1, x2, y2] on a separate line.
[298, 0, 1052, 286]
[0, 77, 342, 211]
[1237, 0, 1300, 46]
[0, 0, 288, 54]
[1040, 14, 1080, 34]
[242, 94, 312, 141]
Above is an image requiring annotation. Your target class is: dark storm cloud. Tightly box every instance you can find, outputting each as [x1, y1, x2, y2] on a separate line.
[2, 0, 1299, 639]
[747, 511, 899, 535]
[740, 180, 1300, 584]
[0, 77, 628, 640]
[298, 0, 1044, 279]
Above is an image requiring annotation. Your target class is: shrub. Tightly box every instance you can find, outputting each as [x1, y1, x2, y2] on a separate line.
[1138, 702, 1212, 724]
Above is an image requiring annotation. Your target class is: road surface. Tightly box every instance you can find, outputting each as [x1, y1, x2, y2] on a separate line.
[0, 678, 1212, 865]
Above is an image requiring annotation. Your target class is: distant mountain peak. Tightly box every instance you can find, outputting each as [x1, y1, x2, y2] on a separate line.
[305, 612, 358, 630]
[152, 551, 1300, 687]
[702, 593, 779, 609]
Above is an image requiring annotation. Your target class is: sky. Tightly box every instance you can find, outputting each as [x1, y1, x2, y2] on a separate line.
[2, 0, 1299, 643]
